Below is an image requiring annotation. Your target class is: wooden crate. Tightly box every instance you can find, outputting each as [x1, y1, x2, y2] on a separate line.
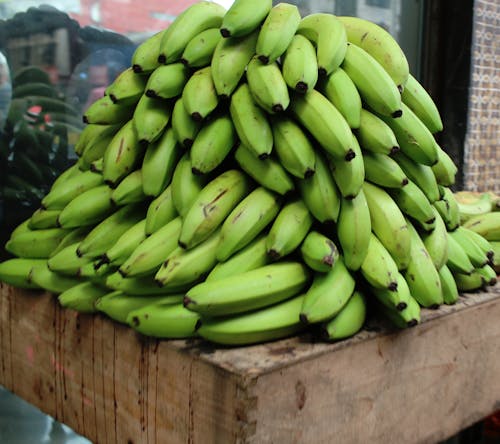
[1, 282, 499, 444]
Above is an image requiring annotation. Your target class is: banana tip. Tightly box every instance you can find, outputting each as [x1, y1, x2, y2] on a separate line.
[387, 281, 398, 291]
[299, 313, 309, 324]
[220, 28, 230, 38]
[390, 146, 401, 155]
[132, 64, 143, 73]
[407, 319, 418, 327]
[396, 302, 407, 311]
[191, 112, 203, 122]
[392, 110, 403, 118]
[295, 82, 308, 93]
[345, 149, 356, 161]
[157, 54, 166, 64]
[304, 169, 315, 179]
[183, 296, 194, 307]
[257, 55, 269, 64]
[145, 89, 158, 98]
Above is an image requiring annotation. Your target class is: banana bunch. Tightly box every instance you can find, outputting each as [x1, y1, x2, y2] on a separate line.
[0, 1, 497, 348]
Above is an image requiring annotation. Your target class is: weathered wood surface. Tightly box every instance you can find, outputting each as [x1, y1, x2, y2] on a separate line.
[1, 283, 499, 444]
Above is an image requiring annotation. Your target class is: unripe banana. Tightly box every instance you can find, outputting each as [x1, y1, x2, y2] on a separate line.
[338, 16, 409, 90]
[337, 190, 371, 271]
[463, 212, 500, 242]
[190, 113, 237, 175]
[320, 67, 362, 128]
[10, 218, 32, 239]
[105, 67, 148, 106]
[145, 185, 178, 235]
[101, 219, 147, 267]
[170, 153, 208, 217]
[96, 291, 183, 324]
[83, 94, 135, 125]
[180, 28, 221, 68]
[355, 108, 399, 155]
[421, 207, 448, 270]
[211, 30, 259, 99]
[401, 74, 443, 133]
[377, 292, 421, 329]
[368, 272, 415, 312]
[230, 83, 273, 159]
[246, 56, 290, 114]
[57, 185, 114, 228]
[206, 234, 271, 282]
[171, 96, 202, 149]
[433, 186, 460, 231]
[449, 226, 490, 268]
[50, 227, 91, 258]
[132, 94, 172, 145]
[119, 217, 182, 278]
[438, 265, 459, 305]
[454, 226, 494, 263]
[197, 293, 307, 346]
[297, 13, 347, 76]
[29, 262, 83, 294]
[155, 229, 221, 288]
[453, 269, 486, 292]
[281, 34, 318, 93]
[132, 29, 167, 73]
[144, 63, 190, 100]
[0, 258, 46, 289]
[360, 233, 399, 291]
[431, 145, 458, 186]
[289, 89, 355, 161]
[182, 66, 219, 122]
[184, 261, 310, 317]
[216, 187, 282, 262]
[74, 123, 120, 158]
[106, 271, 189, 296]
[297, 151, 341, 224]
[271, 115, 316, 179]
[58, 281, 108, 313]
[78, 130, 117, 171]
[47, 242, 92, 276]
[300, 230, 339, 273]
[234, 144, 295, 196]
[110, 170, 146, 206]
[141, 126, 182, 197]
[321, 290, 367, 341]
[266, 199, 314, 261]
[220, 0, 271, 38]
[127, 302, 200, 339]
[179, 170, 252, 249]
[363, 151, 408, 189]
[256, 3, 301, 64]
[158, 1, 226, 64]
[5, 227, 70, 259]
[456, 193, 493, 225]
[476, 264, 497, 286]
[49, 162, 83, 188]
[446, 232, 477, 275]
[29, 208, 61, 229]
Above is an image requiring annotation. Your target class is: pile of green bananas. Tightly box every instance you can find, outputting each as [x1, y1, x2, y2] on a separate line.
[0, 0, 498, 346]
[0, 65, 82, 206]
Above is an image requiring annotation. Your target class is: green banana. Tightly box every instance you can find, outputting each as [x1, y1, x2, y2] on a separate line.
[171, 96, 202, 149]
[421, 208, 449, 270]
[106, 272, 189, 296]
[132, 29, 167, 73]
[300, 230, 340, 273]
[230, 83, 273, 159]
[246, 56, 290, 114]
[431, 145, 457, 186]
[220, 0, 271, 38]
[96, 291, 183, 324]
[178, 170, 251, 249]
[320, 67, 362, 128]
[184, 261, 310, 317]
[360, 233, 399, 291]
[132, 94, 172, 145]
[145, 185, 178, 235]
[289, 89, 355, 161]
[5, 227, 70, 259]
[100, 219, 147, 267]
[110, 170, 146, 206]
[355, 108, 399, 155]
[206, 234, 271, 282]
[363, 151, 408, 189]
[144, 63, 190, 99]
[368, 272, 414, 312]
[78, 130, 117, 171]
[281, 34, 318, 93]
[456, 193, 493, 225]
[141, 126, 182, 197]
[105, 67, 148, 106]
[180, 27, 221, 68]
[47, 242, 92, 276]
[82, 94, 135, 125]
[190, 113, 238, 174]
[341, 43, 402, 118]
[454, 226, 494, 263]
[127, 302, 200, 338]
[297, 151, 341, 224]
[337, 190, 371, 271]
[271, 115, 316, 179]
[377, 294, 420, 329]
[50, 227, 91, 258]
[438, 265, 459, 305]
[58, 281, 108, 313]
[476, 264, 497, 286]
[446, 235, 476, 279]
[170, 153, 208, 217]
[300, 258, 355, 324]
[453, 269, 486, 292]
[234, 144, 295, 196]
[462, 211, 500, 242]
[338, 16, 409, 90]
[182, 66, 219, 121]
[102, 119, 144, 188]
[377, 103, 438, 166]
[255, 3, 301, 64]
[0, 258, 46, 289]
[57, 184, 114, 228]
[363, 181, 411, 271]
[491, 241, 500, 273]
[321, 290, 367, 341]
[158, 1, 226, 64]
[216, 187, 282, 262]
[449, 226, 490, 268]
[197, 293, 306, 346]
[155, 229, 221, 288]
[28, 208, 61, 229]
[47, 162, 82, 188]
[401, 74, 443, 133]
[210, 30, 259, 99]
[266, 199, 314, 261]
[297, 13, 347, 76]
[29, 263, 82, 294]
[119, 217, 182, 278]
[433, 186, 460, 231]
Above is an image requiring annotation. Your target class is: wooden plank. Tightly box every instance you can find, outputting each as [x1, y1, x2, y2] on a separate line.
[1, 282, 499, 444]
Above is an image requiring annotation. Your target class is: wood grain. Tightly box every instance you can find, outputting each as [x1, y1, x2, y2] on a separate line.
[1, 282, 499, 443]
